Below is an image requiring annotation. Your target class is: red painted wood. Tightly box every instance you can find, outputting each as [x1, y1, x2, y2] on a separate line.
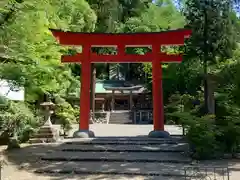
[152, 45, 164, 131]
[51, 29, 191, 46]
[62, 53, 182, 63]
[50, 29, 191, 132]
[79, 46, 91, 130]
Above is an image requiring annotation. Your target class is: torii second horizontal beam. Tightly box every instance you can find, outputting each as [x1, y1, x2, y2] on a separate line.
[61, 53, 182, 63]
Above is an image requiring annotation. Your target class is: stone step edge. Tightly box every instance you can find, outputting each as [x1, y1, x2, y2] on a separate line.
[63, 138, 183, 141]
[63, 135, 184, 139]
[29, 138, 62, 144]
[35, 169, 192, 178]
[61, 149, 185, 153]
[41, 157, 192, 164]
[64, 138, 184, 142]
[64, 142, 178, 145]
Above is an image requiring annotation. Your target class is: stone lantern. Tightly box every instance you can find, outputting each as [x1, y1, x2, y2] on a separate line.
[40, 101, 55, 127]
[29, 101, 59, 143]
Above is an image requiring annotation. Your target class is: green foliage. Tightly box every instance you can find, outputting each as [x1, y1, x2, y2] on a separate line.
[54, 97, 79, 135]
[0, 95, 8, 105]
[183, 0, 237, 114]
[184, 0, 236, 61]
[123, 1, 185, 83]
[186, 115, 222, 159]
[168, 90, 240, 159]
[123, 1, 184, 32]
[0, 0, 96, 102]
[0, 101, 39, 144]
[172, 103, 240, 159]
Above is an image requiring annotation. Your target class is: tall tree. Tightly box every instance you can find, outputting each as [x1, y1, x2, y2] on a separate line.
[87, 0, 152, 80]
[184, 0, 236, 114]
[0, 0, 96, 102]
[123, 1, 185, 82]
[0, 0, 24, 27]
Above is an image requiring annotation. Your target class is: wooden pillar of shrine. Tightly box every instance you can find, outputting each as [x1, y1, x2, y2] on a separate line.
[129, 90, 133, 110]
[111, 90, 115, 112]
[102, 101, 105, 111]
[91, 68, 96, 121]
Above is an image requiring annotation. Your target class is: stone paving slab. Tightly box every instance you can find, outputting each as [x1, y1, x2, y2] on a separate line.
[35, 161, 189, 177]
[60, 143, 189, 152]
[41, 151, 191, 163]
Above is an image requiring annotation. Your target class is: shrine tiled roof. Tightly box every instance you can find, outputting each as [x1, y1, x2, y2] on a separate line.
[95, 80, 146, 94]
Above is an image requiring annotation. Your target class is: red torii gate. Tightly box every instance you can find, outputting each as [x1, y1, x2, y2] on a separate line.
[50, 29, 191, 138]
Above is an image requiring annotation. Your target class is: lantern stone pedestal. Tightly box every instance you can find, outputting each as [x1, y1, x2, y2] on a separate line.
[29, 102, 60, 143]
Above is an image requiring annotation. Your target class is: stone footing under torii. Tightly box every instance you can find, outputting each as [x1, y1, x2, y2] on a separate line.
[148, 130, 170, 138]
[73, 130, 95, 138]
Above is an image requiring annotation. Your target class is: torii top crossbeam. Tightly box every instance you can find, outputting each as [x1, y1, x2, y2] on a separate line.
[50, 28, 191, 138]
[51, 29, 191, 63]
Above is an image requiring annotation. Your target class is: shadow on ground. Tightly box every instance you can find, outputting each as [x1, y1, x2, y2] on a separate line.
[1, 137, 238, 180]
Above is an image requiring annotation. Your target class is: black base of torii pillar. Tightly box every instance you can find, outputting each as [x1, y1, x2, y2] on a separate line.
[73, 130, 95, 138]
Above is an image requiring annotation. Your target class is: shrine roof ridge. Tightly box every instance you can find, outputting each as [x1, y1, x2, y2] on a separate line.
[49, 28, 191, 35]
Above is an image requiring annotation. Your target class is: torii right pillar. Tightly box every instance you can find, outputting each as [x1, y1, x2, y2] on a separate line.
[148, 45, 168, 138]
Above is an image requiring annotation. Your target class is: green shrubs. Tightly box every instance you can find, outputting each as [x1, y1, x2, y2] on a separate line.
[166, 91, 240, 159]
[186, 115, 223, 159]
[54, 97, 78, 136]
[0, 100, 40, 145]
[170, 106, 240, 159]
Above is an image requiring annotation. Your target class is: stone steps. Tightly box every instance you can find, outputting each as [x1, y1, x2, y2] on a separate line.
[109, 112, 132, 124]
[60, 143, 189, 152]
[41, 151, 191, 163]
[69, 135, 184, 142]
[64, 141, 178, 145]
[37, 136, 192, 178]
[63, 138, 182, 145]
[63, 136, 182, 141]
[29, 126, 60, 144]
[35, 161, 190, 177]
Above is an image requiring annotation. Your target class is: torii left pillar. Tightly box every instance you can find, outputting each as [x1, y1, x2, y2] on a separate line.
[74, 45, 95, 138]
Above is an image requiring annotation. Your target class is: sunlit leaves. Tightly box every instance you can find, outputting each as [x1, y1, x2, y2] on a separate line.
[0, 0, 96, 102]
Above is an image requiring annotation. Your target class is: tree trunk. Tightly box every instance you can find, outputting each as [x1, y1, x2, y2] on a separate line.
[203, 2, 209, 114]
[106, 63, 110, 80]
